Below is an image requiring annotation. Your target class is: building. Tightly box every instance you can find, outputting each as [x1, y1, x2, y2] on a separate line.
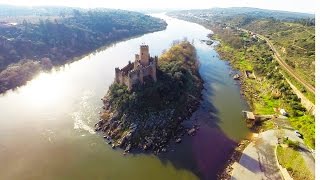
[115, 45, 157, 90]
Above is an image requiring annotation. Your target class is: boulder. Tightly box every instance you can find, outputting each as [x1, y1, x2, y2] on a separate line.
[125, 144, 131, 152]
[188, 128, 196, 136]
[233, 74, 240, 80]
[143, 144, 149, 150]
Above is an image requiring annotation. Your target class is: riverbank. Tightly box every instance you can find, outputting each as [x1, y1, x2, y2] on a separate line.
[211, 28, 314, 147]
[96, 40, 203, 154]
[217, 139, 251, 179]
[167, 10, 314, 144]
[0, 8, 167, 94]
[208, 26, 315, 179]
[0, 13, 252, 180]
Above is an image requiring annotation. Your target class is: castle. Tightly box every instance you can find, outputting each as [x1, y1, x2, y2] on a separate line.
[115, 45, 157, 90]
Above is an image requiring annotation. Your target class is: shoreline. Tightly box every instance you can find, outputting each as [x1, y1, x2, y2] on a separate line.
[209, 37, 264, 178]
[0, 23, 167, 95]
[217, 139, 251, 179]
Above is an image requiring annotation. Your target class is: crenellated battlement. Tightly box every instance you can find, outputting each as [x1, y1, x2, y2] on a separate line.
[114, 45, 157, 91]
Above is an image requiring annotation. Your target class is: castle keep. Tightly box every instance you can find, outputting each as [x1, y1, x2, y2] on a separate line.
[115, 45, 157, 90]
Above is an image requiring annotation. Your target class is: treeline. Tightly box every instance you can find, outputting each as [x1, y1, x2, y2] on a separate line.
[168, 7, 315, 26]
[0, 7, 167, 93]
[168, 7, 315, 87]
[211, 25, 314, 149]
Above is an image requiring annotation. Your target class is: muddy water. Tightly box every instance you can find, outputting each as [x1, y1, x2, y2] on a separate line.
[0, 13, 249, 180]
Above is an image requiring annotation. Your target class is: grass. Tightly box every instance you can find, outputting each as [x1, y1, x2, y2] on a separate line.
[281, 70, 315, 103]
[254, 93, 280, 115]
[277, 146, 314, 180]
[289, 115, 315, 149]
[243, 20, 315, 87]
[260, 120, 275, 131]
[213, 28, 315, 149]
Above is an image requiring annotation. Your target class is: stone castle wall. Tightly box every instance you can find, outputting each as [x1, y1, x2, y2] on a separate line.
[114, 45, 157, 91]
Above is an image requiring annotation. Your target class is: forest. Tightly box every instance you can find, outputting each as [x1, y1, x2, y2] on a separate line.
[0, 6, 167, 93]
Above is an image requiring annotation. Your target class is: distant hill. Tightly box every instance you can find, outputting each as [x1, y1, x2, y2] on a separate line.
[0, 5, 167, 94]
[168, 7, 315, 86]
[169, 7, 314, 25]
[0, 4, 77, 17]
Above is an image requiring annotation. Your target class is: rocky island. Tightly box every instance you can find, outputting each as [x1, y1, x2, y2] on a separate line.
[95, 40, 203, 154]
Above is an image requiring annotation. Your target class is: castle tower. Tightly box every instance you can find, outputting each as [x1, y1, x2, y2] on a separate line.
[115, 67, 121, 83]
[134, 54, 139, 69]
[151, 57, 157, 82]
[114, 44, 157, 91]
[127, 75, 133, 91]
[135, 54, 139, 61]
[140, 45, 150, 66]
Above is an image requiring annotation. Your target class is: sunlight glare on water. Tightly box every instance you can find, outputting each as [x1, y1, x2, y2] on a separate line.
[0, 14, 249, 180]
[21, 70, 69, 108]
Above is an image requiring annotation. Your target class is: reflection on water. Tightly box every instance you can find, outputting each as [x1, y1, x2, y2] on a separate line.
[73, 90, 96, 134]
[0, 13, 249, 179]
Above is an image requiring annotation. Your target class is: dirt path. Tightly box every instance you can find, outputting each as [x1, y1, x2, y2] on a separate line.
[284, 77, 315, 115]
[239, 28, 315, 94]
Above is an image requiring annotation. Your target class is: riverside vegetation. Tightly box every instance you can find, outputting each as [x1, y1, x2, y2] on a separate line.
[169, 9, 315, 179]
[96, 41, 203, 153]
[168, 7, 315, 94]
[0, 5, 167, 94]
[168, 7, 315, 150]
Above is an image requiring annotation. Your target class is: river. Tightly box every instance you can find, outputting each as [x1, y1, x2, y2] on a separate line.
[0, 13, 250, 180]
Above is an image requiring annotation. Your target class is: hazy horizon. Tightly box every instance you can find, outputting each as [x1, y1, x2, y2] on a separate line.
[0, 0, 317, 14]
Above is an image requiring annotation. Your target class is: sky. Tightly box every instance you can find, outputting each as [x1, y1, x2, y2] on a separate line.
[0, 0, 317, 13]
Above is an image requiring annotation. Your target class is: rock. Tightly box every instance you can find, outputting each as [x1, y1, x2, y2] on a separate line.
[233, 74, 240, 80]
[111, 144, 116, 149]
[103, 126, 108, 131]
[119, 135, 128, 147]
[175, 138, 182, 143]
[188, 128, 196, 136]
[125, 144, 131, 152]
[206, 40, 213, 45]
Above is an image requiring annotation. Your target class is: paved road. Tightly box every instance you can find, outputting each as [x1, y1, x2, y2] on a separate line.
[231, 129, 314, 180]
[239, 28, 315, 94]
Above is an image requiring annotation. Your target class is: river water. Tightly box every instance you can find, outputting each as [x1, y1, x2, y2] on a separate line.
[0, 14, 249, 180]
